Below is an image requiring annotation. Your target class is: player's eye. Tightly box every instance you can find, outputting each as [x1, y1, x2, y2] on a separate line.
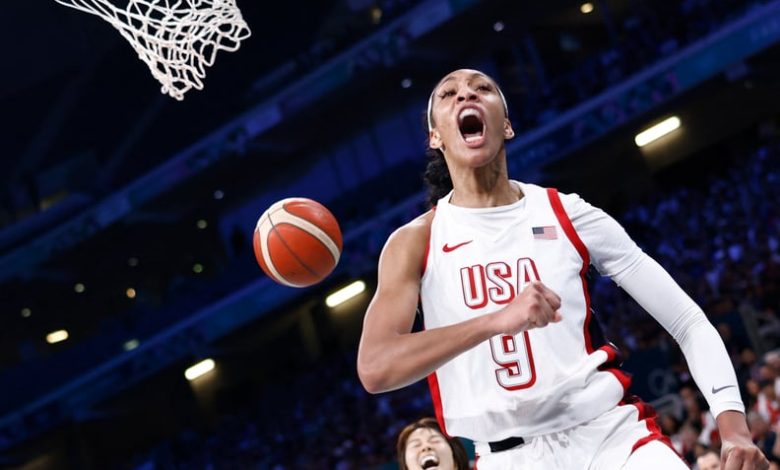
[477, 83, 492, 92]
[438, 89, 456, 99]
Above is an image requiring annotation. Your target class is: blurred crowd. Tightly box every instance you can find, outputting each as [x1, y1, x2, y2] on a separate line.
[126, 354, 432, 470]
[506, 0, 767, 131]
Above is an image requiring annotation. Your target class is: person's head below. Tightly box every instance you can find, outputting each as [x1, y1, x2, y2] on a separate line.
[696, 449, 721, 470]
[748, 410, 770, 439]
[397, 417, 470, 470]
[423, 69, 515, 206]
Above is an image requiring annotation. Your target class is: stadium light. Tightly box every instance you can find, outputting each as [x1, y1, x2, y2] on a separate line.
[326, 280, 366, 308]
[635, 116, 681, 147]
[46, 329, 69, 344]
[580, 2, 594, 14]
[185, 358, 215, 381]
[123, 339, 140, 351]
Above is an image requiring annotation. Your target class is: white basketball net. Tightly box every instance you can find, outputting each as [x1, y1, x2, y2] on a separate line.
[54, 0, 252, 100]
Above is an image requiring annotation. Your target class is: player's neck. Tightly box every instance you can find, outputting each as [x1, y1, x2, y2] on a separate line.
[449, 169, 522, 208]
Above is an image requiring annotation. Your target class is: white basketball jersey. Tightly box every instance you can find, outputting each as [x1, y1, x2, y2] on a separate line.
[421, 182, 630, 442]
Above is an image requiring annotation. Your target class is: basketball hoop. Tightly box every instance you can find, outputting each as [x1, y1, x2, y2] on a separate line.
[54, 0, 252, 100]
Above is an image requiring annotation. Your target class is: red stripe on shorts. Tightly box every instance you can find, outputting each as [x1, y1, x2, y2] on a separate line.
[624, 396, 680, 457]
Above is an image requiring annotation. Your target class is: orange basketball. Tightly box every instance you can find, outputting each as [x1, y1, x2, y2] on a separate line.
[253, 198, 343, 288]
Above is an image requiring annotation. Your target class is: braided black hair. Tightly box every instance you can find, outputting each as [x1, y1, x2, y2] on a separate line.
[423, 147, 452, 207]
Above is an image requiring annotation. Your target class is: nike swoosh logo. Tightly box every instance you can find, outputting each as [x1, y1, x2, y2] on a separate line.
[712, 384, 736, 394]
[442, 240, 473, 253]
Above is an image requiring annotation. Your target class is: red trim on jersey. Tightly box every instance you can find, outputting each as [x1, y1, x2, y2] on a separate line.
[421, 237, 431, 277]
[427, 371, 449, 437]
[597, 345, 632, 393]
[421, 207, 435, 276]
[546, 188, 594, 353]
[612, 370, 632, 394]
[420, 208, 449, 436]
[420, 292, 448, 438]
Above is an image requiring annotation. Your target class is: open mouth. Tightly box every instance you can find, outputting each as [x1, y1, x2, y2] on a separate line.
[458, 108, 485, 145]
[420, 454, 439, 469]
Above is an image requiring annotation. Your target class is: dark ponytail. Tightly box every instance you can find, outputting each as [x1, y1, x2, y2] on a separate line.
[423, 147, 452, 207]
[422, 105, 452, 207]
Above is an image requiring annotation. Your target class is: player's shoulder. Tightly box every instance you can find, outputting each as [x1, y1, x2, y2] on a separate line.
[377, 210, 433, 276]
[387, 210, 434, 250]
[517, 181, 546, 194]
[521, 182, 581, 201]
[537, 184, 587, 210]
[522, 182, 592, 220]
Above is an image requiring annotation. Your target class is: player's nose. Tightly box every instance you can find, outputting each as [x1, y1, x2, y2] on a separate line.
[456, 87, 477, 102]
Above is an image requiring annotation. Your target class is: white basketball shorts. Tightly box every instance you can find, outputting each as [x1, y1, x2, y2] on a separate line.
[473, 399, 689, 470]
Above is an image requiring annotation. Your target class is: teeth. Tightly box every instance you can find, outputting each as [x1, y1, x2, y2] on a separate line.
[420, 454, 438, 466]
[464, 135, 482, 143]
[458, 108, 480, 123]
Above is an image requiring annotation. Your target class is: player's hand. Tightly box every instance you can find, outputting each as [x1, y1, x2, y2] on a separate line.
[721, 436, 769, 470]
[492, 281, 562, 335]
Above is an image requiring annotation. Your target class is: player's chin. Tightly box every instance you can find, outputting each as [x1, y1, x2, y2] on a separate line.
[459, 143, 503, 166]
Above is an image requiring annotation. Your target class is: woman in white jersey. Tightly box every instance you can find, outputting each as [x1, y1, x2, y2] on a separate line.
[356, 69, 769, 470]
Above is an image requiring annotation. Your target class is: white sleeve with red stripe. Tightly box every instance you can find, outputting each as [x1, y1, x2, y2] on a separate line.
[557, 191, 745, 418]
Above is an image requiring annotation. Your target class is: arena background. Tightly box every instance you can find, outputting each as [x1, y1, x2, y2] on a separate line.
[1, 0, 780, 468]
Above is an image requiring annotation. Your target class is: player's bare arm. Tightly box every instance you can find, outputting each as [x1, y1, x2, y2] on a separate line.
[718, 410, 770, 470]
[357, 212, 562, 394]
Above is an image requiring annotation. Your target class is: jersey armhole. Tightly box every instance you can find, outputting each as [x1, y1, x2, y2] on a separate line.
[547, 188, 597, 354]
[420, 206, 436, 277]
[417, 205, 448, 436]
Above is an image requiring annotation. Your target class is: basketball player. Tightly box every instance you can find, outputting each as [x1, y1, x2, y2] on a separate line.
[356, 69, 769, 469]
[398, 417, 470, 470]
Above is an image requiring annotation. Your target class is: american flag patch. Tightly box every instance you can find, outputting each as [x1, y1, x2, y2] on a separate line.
[532, 226, 557, 240]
